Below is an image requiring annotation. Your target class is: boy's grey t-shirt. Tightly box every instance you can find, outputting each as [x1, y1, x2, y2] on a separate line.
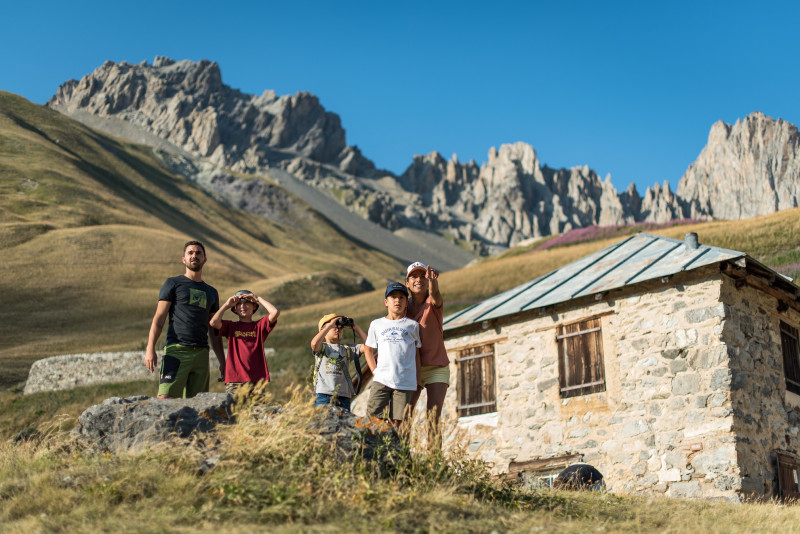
[314, 342, 361, 397]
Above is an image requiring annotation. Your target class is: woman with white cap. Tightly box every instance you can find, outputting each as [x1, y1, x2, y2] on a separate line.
[405, 261, 449, 446]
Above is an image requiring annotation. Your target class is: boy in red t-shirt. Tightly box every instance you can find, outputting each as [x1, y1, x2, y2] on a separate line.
[209, 289, 280, 396]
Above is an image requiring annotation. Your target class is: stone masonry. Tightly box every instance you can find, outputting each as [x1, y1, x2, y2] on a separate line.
[721, 278, 800, 496]
[442, 265, 768, 500]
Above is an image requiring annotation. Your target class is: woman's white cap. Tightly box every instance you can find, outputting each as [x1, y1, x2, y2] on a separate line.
[406, 261, 427, 277]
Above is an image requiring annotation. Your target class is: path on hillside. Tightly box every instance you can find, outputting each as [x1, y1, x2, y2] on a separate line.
[265, 168, 475, 271]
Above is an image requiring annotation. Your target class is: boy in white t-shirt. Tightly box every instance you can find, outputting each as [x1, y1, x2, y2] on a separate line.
[364, 282, 422, 427]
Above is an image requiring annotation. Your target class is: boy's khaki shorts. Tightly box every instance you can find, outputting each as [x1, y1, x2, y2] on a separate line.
[367, 382, 415, 420]
[158, 344, 209, 398]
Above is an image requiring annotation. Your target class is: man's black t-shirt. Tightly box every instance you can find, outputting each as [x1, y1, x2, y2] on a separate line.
[158, 275, 220, 348]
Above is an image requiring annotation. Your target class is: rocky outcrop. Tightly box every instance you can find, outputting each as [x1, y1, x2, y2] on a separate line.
[677, 112, 800, 220]
[398, 145, 630, 248]
[72, 393, 234, 453]
[48, 57, 377, 177]
[72, 394, 402, 468]
[304, 406, 403, 467]
[24, 352, 157, 394]
[47, 58, 800, 254]
[395, 144, 687, 251]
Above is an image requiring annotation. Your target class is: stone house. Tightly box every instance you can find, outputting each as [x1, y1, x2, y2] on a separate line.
[439, 232, 800, 501]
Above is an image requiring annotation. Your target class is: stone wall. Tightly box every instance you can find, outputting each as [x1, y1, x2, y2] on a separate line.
[24, 349, 274, 394]
[443, 265, 743, 499]
[24, 352, 157, 394]
[721, 277, 800, 496]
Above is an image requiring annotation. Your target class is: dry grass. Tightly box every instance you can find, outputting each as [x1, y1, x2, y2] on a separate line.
[0, 381, 153, 441]
[0, 91, 402, 388]
[2, 390, 800, 533]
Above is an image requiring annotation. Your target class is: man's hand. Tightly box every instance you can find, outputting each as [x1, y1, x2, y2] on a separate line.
[144, 349, 158, 373]
[217, 363, 225, 382]
[146, 300, 170, 372]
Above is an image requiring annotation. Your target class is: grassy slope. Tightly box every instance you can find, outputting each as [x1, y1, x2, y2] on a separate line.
[2, 390, 800, 533]
[0, 91, 402, 387]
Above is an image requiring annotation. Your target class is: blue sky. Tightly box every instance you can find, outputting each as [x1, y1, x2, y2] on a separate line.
[2, 1, 799, 195]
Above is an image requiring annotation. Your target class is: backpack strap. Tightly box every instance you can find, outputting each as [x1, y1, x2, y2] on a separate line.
[339, 344, 356, 397]
[349, 345, 364, 395]
[313, 342, 326, 386]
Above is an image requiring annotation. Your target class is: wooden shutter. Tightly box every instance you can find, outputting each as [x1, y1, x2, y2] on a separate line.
[456, 343, 496, 417]
[776, 452, 800, 501]
[781, 321, 800, 396]
[557, 317, 606, 398]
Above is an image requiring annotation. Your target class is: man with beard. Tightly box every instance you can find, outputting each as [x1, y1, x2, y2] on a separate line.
[144, 241, 225, 398]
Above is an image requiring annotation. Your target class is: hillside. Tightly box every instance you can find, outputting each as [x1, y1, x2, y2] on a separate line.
[4, 86, 800, 393]
[0, 90, 404, 388]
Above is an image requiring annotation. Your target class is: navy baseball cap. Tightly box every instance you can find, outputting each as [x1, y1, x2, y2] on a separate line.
[384, 281, 409, 298]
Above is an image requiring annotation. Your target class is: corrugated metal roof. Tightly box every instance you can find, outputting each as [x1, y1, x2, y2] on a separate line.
[443, 232, 745, 330]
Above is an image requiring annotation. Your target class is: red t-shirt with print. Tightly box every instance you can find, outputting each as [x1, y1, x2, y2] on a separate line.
[219, 317, 275, 383]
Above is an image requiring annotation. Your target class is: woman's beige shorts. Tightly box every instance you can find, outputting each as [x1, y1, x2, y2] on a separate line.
[418, 365, 450, 387]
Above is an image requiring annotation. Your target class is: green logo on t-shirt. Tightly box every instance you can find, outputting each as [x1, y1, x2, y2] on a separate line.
[189, 288, 207, 308]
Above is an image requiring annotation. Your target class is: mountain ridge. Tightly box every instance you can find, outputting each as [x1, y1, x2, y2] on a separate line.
[47, 57, 800, 254]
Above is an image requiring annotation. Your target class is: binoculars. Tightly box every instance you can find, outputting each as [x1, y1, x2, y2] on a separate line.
[336, 316, 354, 328]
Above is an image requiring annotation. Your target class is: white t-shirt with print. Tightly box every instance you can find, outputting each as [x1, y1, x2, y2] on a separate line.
[365, 316, 421, 391]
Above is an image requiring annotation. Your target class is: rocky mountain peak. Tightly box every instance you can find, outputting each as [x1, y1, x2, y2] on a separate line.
[48, 56, 375, 177]
[677, 111, 800, 220]
[46, 59, 800, 255]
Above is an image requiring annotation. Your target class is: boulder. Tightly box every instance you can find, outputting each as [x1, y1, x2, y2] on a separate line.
[72, 393, 233, 453]
[71, 395, 402, 470]
[304, 406, 403, 465]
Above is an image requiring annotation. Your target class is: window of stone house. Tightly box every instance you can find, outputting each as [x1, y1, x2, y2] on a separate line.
[781, 321, 800, 396]
[776, 451, 800, 501]
[556, 317, 606, 398]
[455, 342, 496, 417]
